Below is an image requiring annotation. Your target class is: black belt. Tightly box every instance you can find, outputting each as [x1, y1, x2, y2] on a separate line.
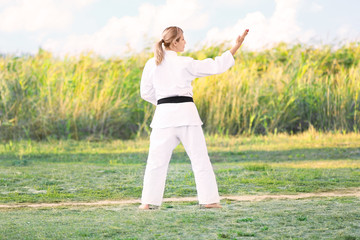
[157, 96, 194, 105]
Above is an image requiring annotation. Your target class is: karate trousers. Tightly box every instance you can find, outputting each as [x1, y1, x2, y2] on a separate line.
[140, 125, 220, 206]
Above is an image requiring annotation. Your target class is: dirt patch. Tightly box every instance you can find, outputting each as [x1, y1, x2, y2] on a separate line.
[1, 188, 359, 209]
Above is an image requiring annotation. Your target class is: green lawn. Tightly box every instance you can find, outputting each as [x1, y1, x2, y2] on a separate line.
[0, 198, 359, 239]
[0, 132, 360, 239]
[1, 132, 359, 203]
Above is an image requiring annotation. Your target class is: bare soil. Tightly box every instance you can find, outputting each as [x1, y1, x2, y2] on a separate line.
[1, 188, 359, 209]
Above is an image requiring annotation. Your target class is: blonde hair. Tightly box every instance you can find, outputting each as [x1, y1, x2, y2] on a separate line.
[155, 26, 183, 65]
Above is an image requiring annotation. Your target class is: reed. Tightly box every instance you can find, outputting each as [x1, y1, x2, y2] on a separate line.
[0, 42, 359, 140]
[194, 42, 360, 135]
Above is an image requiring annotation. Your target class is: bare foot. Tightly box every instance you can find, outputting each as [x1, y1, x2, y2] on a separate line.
[139, 204, 160, 210]
[138, 204, 150, 210]
[202, 203, 222, 208]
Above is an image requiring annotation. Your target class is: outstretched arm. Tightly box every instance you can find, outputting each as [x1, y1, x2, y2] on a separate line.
[230, 29, 249, 56]
[186, 29, 249, 78]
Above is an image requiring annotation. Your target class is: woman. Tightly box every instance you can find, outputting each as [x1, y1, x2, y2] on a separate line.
[139, 26, 249, 210]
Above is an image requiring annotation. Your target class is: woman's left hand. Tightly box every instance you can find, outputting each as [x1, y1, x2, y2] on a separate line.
[236, 29, 249, 46]
[230, 29, 249, 55]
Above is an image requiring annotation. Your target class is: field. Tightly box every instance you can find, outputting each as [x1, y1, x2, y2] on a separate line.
[1, 132, 360, 239]
[1, 198, 359, 239]
[1, 41, 360, 239]
[1, 42, 360, 140]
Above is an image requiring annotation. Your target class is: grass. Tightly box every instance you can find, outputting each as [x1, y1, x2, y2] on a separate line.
[0, 198, 359, 239]
[1, 42, 360, 140]
[0, 132, 359, 239]
[0, 132, 359, 203]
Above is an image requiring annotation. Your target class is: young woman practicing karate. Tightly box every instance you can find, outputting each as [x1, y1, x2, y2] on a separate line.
[139, 26, 249, 210]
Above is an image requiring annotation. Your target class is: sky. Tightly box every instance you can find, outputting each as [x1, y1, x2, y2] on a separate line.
[0, 0, 359, 57]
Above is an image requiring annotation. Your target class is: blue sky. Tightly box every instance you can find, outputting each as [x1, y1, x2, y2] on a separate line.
[0, 0, 359, 56]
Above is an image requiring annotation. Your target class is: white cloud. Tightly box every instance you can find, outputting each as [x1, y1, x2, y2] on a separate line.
[337, 24, 352, 38]
[0, 0, 97, 32]
[204, 0, 315, 50]
[310, 2, 323, 12]
[336, 24, 360, 43]
[215, 0, 247, 6]
[70, 0, 98, 8]
[0, 0, 12, 7]
[42, 0, 209, 56]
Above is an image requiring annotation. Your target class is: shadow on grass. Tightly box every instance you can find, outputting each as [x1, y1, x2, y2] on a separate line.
[0, 147, 359, 166]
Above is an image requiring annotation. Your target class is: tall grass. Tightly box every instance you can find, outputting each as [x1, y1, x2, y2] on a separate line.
[193, 42, 360, 135]
[0, 42, 359, 140]
[0, 50, 152, 140]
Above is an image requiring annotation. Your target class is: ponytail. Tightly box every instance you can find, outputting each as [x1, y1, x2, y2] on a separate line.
[154, 26, 183, 66]
[155, 40, 164, 65]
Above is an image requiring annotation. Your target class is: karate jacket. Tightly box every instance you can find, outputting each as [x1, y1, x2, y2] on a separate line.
[140, 50, 235, 128]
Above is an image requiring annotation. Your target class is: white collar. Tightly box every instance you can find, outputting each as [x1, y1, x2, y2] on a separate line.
[165, 50, 178, 57]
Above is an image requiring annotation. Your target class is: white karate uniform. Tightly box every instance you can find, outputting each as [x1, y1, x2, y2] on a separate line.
[140, 50, 235, 206]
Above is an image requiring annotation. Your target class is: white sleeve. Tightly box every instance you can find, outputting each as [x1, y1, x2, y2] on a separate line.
[186, 50, 235, 78]
[140, 59, 157, 105]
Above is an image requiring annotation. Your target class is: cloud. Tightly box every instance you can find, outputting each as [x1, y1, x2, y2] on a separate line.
[0, 0, 12, 7]
[70, 0, 98, 8]
[0, 0, 97, 32]
[215, 0, 247, 6]
[204, 0, 315, 50]
[310, 2, 323, 12]
[336, 24, 360, 42]
[42, 0, 209, 56]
